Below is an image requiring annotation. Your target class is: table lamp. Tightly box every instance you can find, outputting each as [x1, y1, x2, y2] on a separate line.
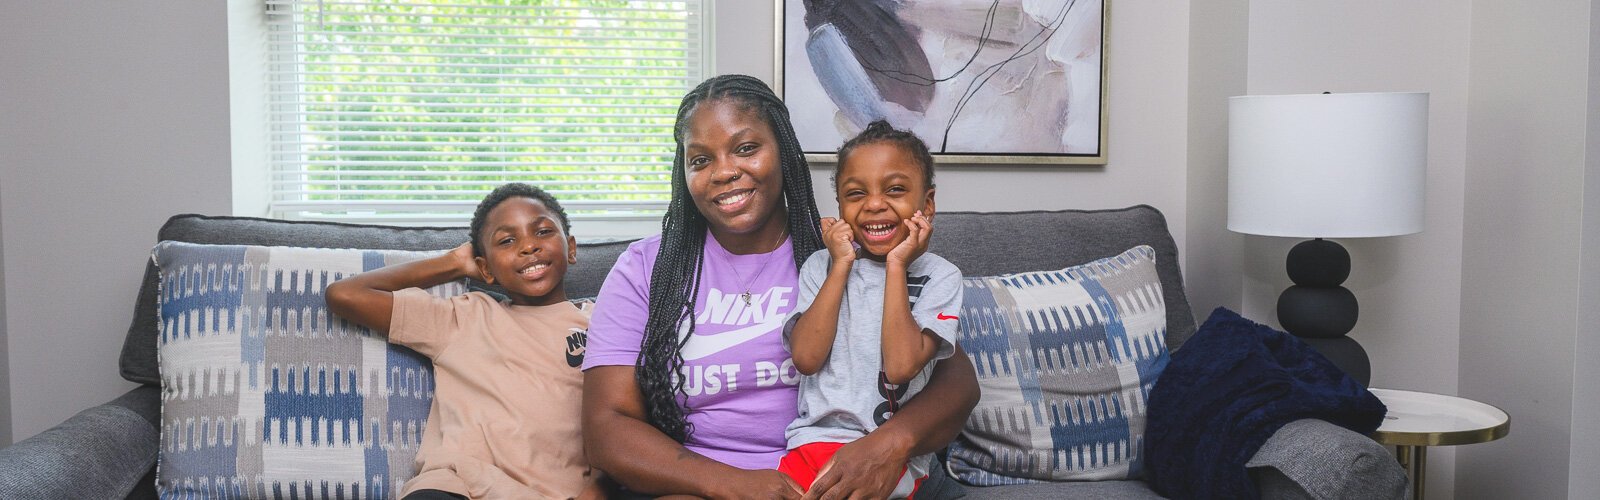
[1227, 92, 1428, 386]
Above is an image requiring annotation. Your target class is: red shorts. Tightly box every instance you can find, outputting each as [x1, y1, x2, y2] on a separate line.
[776, 442, 925, 499]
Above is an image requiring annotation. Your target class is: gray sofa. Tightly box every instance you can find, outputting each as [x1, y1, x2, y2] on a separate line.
[0, 206, 1407, 499]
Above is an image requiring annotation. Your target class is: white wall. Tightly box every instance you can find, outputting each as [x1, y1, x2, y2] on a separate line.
[0, 1, 233, 441]
[0, 192, 9, 446]
[716, 1, 1194, 251]
[228, 0, 271, 218]
[1183, 0, 1248, 326]
[1575, 1, 1600, 488]
[1459, 0, 1592, 498]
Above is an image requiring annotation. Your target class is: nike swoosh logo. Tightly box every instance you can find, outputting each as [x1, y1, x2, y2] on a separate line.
[936, 313, 959, 321]
[565, 329, 587, 367]
[680, 318, 785, 361]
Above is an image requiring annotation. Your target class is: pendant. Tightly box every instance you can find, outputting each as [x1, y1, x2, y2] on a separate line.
[740, 291, 752, 305]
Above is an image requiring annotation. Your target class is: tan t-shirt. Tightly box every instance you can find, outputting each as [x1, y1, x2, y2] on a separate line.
[390, 288, 595, 499]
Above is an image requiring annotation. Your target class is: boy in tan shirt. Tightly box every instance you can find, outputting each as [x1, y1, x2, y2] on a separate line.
[327, 183, 602, 500]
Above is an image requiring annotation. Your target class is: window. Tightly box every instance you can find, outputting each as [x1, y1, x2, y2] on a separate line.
[252, 0, 707, 229]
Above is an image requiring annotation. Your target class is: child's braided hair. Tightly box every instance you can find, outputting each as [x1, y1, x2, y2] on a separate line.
[637, 74, 824, 442]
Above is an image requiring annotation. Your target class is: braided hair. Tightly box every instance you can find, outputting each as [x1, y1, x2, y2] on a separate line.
[636, 74, 824, 442]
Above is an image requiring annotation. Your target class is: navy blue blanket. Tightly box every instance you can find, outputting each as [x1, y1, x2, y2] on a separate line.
[1144, 308, 1386, 500]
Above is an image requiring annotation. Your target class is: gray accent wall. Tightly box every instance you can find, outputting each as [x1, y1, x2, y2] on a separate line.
[0, 1, 232, 441]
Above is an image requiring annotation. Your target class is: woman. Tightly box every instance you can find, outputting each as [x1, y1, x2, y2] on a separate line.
[582, 74, 978, 499]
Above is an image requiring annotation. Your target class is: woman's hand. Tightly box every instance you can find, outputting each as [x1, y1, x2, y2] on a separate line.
[710, 469, 803, 500]
[885, 211, 931, 267]
[820, 217, 856, 265]
[800, 431, 910, 500]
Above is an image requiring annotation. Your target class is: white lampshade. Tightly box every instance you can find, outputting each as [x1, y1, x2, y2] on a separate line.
[1228, 92, 1428, 238]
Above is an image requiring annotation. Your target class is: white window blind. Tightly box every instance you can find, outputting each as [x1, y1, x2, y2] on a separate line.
[264, 0, 704, 224]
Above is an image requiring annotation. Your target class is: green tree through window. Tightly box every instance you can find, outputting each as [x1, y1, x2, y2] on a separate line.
[266, 0, 702, 224]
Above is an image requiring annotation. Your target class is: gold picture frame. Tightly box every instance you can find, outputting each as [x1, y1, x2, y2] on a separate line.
[774, 0, 1109, 165]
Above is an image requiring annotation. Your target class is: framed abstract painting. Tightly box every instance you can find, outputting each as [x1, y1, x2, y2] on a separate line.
[776, 0, 1108, 165]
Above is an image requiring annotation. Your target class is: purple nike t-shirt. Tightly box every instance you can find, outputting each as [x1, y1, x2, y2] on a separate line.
[583, 232, 802, 470]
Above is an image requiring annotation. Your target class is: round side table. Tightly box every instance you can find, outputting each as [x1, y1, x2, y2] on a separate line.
[1369, 388, 1510, 500]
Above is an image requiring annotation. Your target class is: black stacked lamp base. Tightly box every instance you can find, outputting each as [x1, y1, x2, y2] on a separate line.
[1278, 238, 1371, 386]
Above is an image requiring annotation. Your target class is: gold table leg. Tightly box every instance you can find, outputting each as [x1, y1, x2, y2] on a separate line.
[1396, 445, 1426, 500]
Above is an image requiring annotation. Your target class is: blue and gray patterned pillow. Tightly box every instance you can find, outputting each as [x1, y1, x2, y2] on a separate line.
[949, 245, 1171, 484]
[154, 242, 464, 499]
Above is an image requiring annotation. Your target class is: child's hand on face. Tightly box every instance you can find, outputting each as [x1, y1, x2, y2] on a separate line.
[886, 210, 931, 267]
[820, 217, 857, 265]
[449, 242, 483, 280]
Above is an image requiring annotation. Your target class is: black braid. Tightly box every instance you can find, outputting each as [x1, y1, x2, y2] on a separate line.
[635, 74, 823, 442]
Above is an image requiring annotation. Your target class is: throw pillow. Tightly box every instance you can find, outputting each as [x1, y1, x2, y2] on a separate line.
[154, 242, 466, 498]
[947, 245, 1171, 484]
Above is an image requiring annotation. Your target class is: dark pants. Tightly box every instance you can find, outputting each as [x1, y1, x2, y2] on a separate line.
[604, 476, 658, 500]
[403, 489, 467, 500]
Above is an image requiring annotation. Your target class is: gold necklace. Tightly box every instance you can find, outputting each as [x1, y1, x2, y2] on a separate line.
[712, 230, 789, 305]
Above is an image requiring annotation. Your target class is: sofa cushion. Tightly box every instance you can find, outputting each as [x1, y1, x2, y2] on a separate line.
[927, 206, 1195, 352]
[948, 246, 1171, 484]
[124, 207, 1193, 384]
[122, 214, 633, 385]
[154, 242, 466, 497]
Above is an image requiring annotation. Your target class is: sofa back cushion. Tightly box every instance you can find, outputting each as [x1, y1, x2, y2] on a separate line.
[154, 242, 462, 497]
[928, 206, 1195, 351]
[947, 245, 1172, 484]
[123, 207, 1193, 384]
[122, 215, 631, 385]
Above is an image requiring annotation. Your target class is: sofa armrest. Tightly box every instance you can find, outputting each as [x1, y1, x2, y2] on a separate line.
[1246, 418, 1408, 500]
[0, 386, 161, 500]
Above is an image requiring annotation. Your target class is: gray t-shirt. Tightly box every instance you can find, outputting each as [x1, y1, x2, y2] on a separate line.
[783, 249, 962, 481]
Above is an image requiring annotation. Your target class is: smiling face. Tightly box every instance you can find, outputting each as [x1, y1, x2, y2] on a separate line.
[682, 98, 789, 253]
[836, 142, 936, 260]
[473, 196, 577, 306]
